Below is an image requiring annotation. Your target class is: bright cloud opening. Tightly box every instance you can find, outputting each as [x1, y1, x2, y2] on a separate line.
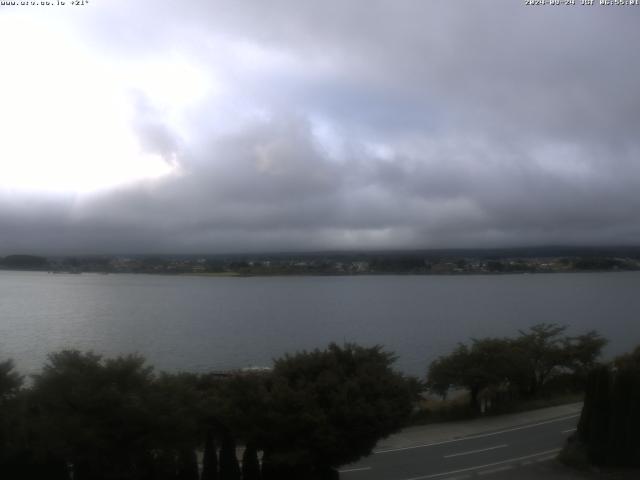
[0, 16, 215, 194]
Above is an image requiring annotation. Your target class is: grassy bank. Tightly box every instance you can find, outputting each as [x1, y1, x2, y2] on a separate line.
[410, 391, 584, 426]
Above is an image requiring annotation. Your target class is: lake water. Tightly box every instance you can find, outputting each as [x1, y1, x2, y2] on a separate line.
[0, 271, 639, 377]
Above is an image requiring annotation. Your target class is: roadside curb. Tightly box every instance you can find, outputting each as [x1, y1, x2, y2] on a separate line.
[375, 402, 583, 452]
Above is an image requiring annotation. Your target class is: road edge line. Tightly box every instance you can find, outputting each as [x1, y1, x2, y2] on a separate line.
[401, 448, 562, 480]
[375, 414, 579, 454]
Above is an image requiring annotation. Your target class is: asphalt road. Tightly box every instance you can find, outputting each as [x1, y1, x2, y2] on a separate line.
[339, 413, 580, 480]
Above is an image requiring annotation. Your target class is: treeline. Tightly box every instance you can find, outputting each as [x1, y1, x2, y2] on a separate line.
[426, 324, 607, 413]
[0, 255, 48, 269]
[572, 346, 640, 467]
[2, 251, 640, 275]
[0, 344, 418, 480]
[427, 325, 640, 470]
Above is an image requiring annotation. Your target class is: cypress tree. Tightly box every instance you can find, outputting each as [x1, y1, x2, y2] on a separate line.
[201, 430, 219, 480]
[577, 367, 596, 442]
[608, 366, 640, 466]
[608, 368, 632, 465]
[586, 365, 611, 465]
[628, 369, 640, 467]
[24, 455, 70, 480]
[153, 450, 179, 480]
[578, 360, 640, 467]
[177, 448, 199, 480]
[309, 467, 339, 480]
[74, 460, 103, 480]
[259, 451, 276, 480]
[219, 432, 241, 480]
[241, 443, 261, 480]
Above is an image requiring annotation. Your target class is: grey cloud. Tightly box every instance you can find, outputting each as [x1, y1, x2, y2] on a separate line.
[3, 112, 639, 254]
[129, 92, 182, 166]
[1, 1, 640, 254]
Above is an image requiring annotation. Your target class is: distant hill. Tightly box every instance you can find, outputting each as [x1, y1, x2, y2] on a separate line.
[0, 254, 48, 269]
[178, 245, 640, 262]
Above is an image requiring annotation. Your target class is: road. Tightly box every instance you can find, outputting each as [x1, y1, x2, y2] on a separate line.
[339, 412, 580, 480]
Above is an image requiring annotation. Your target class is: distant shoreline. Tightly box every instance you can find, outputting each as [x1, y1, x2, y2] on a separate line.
[1, 268, 638, 278]
[2, 251, 639, 277]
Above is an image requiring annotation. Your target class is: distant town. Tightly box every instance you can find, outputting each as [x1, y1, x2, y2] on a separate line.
[1, 247, 640, 276]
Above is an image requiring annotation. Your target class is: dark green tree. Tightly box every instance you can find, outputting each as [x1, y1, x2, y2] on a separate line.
[152, 450, 179, 480]
[29, 351, 157, 480]
[149, 372, 202, 458]
[427, 324, 607, 409]
[0, 359, 22, 401]
[260, 343, 417, 477]
[576, 346, 640, 467]
[219, 431, 241, 480]
[577, 365, 612, 465]
[209, 374, 270, 449]
[427, 338, 523, 411]
[0, 359, 27, 479]
[607, 367, 638, 465]
[201, 430, 219, 480]
[426, 345, 468, 400]
[514, 323, 568, 396]
[1, 254, 48, 269]
[614, 345, 640, 370]
[241, 443, 261, 480]
[177, 448, 199, 480]
[561, 330, 607, 389]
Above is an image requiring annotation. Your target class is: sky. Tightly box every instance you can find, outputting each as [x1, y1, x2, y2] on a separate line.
[1, 0, 639, 255]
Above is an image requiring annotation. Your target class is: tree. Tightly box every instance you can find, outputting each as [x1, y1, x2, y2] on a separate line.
[29, 350, 157, 480]
[149, 372, 202, 457]
[201, 430, 219, 480]
[260, 344, 417, 477]
[209, 373, 271, 449]
[0, 359, 22, 402]
[177, 448, 199, 480]
[513, 323, 569, 396]
[577, 365, 612, 465]
[426, 346, 467, 400]
[427, 324, 607, 409]
[219, 430, 241, 480]
[614, 345, 640, 370]
[0, 344, 419, 478]
[576, 346, 640, 467]
[0, 254, 47, 269]
[427, 338, 522, 411]
[241, 443, 261, 480]
[0, 359, 26, 477]
[561, 330, 607, 387]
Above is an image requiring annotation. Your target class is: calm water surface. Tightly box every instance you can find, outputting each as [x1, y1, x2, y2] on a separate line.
[0, 271, 639, 376]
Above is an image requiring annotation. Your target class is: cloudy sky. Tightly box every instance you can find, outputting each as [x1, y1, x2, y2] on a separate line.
[1, 1, 639, 255]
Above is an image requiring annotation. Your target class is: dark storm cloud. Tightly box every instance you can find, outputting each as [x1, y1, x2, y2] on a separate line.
[1, 1, 640, 254]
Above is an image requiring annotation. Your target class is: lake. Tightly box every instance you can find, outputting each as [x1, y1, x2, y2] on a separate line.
[0, 270, 639, 377]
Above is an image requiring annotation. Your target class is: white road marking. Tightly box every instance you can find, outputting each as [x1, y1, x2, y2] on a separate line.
[561, 428, 577, 434]
[478, 465, 513, 475]
[443, 444, 508, 458]
[400, 448, 561, 480]
[535, 454, 557, 463]
[338, 466, 372, 473]
[376, 414, 579, 454]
